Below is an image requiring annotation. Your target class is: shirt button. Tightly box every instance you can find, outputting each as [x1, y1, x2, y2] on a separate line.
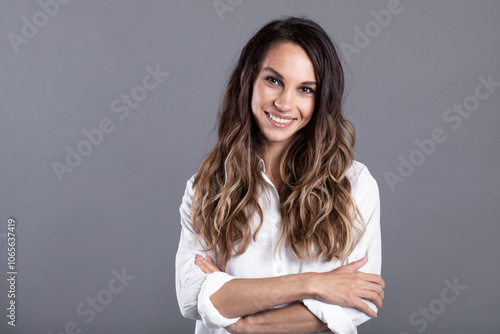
[275, 222, 280, 228]
[277, 267, 282, 273]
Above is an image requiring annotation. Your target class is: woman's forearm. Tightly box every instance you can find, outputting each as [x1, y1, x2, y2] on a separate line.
[228, 302, 328, 334]
[210, 273, 315, 319]
[197, 255, 383, 320]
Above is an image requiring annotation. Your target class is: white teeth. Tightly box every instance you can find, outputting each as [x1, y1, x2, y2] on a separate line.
[268, 113, 293, 124]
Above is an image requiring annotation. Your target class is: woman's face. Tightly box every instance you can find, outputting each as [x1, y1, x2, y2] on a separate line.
[251, 42, 316, 152]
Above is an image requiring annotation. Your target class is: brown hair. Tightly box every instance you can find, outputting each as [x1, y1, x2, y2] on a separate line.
[192, 17, 363, 267]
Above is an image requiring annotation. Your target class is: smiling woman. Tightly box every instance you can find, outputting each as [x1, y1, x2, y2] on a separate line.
[251, 43, 316, 156]
[175, 17, 384, 334]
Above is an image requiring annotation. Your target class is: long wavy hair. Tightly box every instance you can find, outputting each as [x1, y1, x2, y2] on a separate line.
[192, 17, 364, 267]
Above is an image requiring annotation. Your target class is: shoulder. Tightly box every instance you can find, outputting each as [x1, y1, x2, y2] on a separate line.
[346, 161, 380, 233]
[346, 160, 379, 200]
[346, 160, 375, 185]
[180, 174, 197, 204]
[185, 174, 196, 190]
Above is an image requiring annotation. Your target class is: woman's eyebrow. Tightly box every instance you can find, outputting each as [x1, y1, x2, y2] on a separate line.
[262, 67, 317, 86]
[262, 67, 284, 80]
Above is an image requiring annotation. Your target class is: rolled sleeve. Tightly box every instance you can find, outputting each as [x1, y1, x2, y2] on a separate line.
[198, 272, 241, 328]
[303, 163, 382, 334]
[175, 176, 240, 329]
[175, 226, 207, 320]
[302, 299, 356, 333]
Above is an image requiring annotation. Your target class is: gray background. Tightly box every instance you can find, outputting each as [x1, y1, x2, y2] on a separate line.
[1, 1, 499, 333]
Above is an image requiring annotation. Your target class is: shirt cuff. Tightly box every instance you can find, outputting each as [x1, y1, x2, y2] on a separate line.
[197, 271, 241, 328]
[302, 299, 357, 334]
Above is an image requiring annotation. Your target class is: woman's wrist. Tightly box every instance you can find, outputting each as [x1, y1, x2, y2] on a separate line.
[300, 272, 319, 300]
[234, 302, 329, 334]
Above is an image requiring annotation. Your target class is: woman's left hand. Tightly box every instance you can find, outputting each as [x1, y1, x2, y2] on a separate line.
[194, 254, 221, 274]
[195, 255, 248, 332]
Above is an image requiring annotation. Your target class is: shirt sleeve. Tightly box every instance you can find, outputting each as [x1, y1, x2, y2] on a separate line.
[302, 164, 382, 334]
[175, 175, 241, 328]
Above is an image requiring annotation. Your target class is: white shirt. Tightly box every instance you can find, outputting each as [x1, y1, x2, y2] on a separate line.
[175, 160, 381, 334]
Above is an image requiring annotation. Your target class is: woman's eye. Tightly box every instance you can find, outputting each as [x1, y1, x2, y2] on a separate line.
[300, 87, 314, 94]
[266, 77, 280, 85]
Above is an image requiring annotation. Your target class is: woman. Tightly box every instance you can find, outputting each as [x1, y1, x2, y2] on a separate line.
[176, 17, 384, 334]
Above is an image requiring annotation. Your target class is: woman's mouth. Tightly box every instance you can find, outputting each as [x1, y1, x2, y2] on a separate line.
[265, 112, 296, 127]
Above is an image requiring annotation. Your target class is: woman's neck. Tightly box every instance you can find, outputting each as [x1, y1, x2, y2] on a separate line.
[260, 143, 286, 192]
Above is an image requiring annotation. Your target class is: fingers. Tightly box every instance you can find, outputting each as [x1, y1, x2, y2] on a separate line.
[357, 272, 385, 287]
[336, 257, 368, 273]
[353, 278, 385, 308]
[204, 256, 221, 273]
[348, 256, 368, 271]
[344, 258, 385, 290]
[352, 298, 378, 318]
[319, 266, 385, 314]
[332, 268, 385, 293]
[358, 287, 384, 309]
[194, 255, 209, 273]
[346, 285, 382, 317]
[194, 254, 221, 274]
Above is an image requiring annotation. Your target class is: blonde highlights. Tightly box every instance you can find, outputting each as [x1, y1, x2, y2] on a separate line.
[192, 17, 364, 267]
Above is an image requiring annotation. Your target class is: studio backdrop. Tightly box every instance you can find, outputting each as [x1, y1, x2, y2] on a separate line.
[1, 1, 499, 333]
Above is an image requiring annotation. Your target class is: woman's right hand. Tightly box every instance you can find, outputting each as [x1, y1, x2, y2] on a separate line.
[194, 254, 221, 274]
[309, 256, 385, 318]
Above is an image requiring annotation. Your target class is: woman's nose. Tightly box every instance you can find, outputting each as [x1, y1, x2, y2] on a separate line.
[274, 88, 294, 112]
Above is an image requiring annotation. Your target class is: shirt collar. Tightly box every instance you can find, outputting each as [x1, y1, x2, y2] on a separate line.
[257, 157, 266, 173]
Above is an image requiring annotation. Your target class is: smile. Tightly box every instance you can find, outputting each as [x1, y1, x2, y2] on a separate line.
[265, 112, 296, 126]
